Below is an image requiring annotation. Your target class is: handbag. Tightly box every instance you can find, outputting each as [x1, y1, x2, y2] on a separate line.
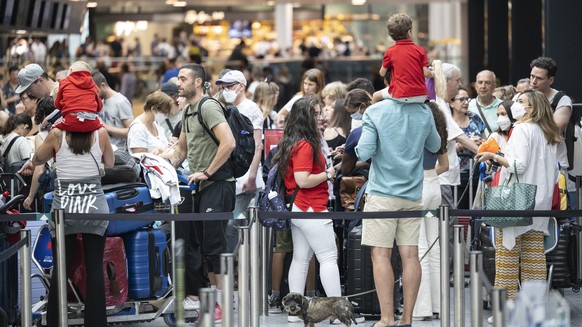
[483, 161, 537, 228]
[339, 175, 367, 211]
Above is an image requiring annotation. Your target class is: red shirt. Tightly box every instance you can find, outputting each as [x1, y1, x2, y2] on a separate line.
[382, 39, 429, 98]
[55, 70, 102, 115]
[284, 140, 328, 212]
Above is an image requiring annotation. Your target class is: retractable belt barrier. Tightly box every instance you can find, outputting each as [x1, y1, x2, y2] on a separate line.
[3, 207, 582, 327]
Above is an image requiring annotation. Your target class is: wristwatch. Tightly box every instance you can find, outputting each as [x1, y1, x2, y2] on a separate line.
[325, 170, 332, 180]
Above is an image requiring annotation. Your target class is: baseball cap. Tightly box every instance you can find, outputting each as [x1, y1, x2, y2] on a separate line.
[15, 63, 45, 94]
[215, 70, 247, 86]
[160, 82, 179, 96]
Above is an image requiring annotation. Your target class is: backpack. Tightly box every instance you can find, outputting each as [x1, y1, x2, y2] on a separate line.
[193, 97, 255, 179]
[550, 91, 582, 170]
[257, 164, 299, 231]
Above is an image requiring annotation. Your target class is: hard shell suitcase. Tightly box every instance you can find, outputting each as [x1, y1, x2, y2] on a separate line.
[546, 222, 581, 291]
[0, 237, 18, 326]
[345, 225, 401, 316]
[122, 228, 170, 299]
[69, 236, 129, 306]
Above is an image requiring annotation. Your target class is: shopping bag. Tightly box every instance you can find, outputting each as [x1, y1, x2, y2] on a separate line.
[483, 162, 537, 228]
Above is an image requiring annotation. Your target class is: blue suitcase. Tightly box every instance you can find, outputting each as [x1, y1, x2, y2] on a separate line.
[43, 184, 154, 236]
[122, 228, 169, 299]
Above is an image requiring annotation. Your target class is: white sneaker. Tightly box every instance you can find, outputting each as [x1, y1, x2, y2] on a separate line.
[487, 316, 494, 324]
[183, 298, 200, 310]
[288, 315, 302, 323]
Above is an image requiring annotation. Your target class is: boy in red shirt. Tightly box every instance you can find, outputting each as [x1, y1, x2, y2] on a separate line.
[53, 61, 102, 132]
[379, 13, 433, 103]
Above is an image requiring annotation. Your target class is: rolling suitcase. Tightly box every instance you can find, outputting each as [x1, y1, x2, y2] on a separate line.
[0, 237, 19, 326]
[546, 222, 582, 291]
[345, 225, 401, 316]
[122, 228, 170, 299]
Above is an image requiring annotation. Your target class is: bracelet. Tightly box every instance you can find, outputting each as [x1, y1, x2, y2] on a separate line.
[203, 169, 212, 178]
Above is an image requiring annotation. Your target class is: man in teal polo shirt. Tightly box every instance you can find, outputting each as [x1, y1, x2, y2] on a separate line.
[355, 98, 441, 327]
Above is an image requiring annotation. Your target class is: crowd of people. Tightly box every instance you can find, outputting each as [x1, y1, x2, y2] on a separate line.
[0, 11, 579, 327]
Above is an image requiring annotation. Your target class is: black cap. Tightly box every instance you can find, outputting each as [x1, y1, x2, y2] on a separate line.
[161, 82, 178, 96]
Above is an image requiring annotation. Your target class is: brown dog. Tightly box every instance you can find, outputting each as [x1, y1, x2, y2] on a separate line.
[282, 292, 357, 327]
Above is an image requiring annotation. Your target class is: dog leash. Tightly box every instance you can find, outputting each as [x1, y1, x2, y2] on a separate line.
[343, 236, 440, 299]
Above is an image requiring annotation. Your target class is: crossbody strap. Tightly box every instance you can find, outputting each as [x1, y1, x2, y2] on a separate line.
[3, 135, 21, 159]
[475, 100, 493, 135]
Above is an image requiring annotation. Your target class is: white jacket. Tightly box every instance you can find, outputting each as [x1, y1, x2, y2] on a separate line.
[139, 153, 181, 206]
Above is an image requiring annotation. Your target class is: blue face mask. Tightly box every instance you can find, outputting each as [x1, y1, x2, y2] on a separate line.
[350, 111, 363, 121]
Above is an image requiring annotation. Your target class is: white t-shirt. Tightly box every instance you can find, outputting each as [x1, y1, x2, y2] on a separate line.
[282, 94, 302, 112]
[548, 88, 572, 169]
[235, 99, 265, 194]
[435, 98, 464, 186]
[127, 119, 169, 156]
[0, 132, 32, 165]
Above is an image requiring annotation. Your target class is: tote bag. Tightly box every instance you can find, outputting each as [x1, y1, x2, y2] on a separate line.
[483, 161, 537, 228]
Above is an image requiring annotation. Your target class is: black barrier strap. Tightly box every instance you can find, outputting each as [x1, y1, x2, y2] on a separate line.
[1, 208, 582, 222]
[0, 236, 27, 263]
[452, 209, 582, 218]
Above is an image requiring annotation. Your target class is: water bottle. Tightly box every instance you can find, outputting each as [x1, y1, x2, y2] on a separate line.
[327, 194, 336, 212]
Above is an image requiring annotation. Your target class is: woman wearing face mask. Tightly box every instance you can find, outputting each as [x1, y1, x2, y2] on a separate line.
[476, 89, 560, 304]
[127, 91, 174, 157]
[488, 100, 518, 152]
[341, 89, 373, 176]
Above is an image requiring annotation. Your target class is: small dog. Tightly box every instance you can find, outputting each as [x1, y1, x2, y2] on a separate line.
[282, 292, 357, 327]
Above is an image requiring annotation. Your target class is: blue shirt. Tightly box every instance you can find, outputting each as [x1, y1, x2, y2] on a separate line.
[355, 98, 441, 201]
[344, 127, 362, 156]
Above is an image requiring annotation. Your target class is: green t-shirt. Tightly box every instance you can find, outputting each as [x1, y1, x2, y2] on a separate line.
[182, 96, 227, 175]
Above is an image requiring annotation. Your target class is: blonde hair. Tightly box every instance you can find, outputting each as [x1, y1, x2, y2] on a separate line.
[519, 89, 561, 145]
[144, 91, 174, 115]
[253, 82, 280, 119]
[321, 81, 347, 103]
[69, 61, 92, 73]
[432, 60, 446, 100]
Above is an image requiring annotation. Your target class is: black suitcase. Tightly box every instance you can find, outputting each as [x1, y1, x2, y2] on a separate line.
[478, 224, 496, 285]
[547, 222, 582, 291]
[0, 237, 19, 326]
[345, 226, 401, 316]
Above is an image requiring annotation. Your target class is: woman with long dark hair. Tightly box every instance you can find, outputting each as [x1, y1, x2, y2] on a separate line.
[271, 94, 340, 322]
[23, 124, 114, 327]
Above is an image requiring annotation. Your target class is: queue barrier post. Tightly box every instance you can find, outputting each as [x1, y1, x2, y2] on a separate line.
[439, 205, 450, 327]
[470, 251, 483, 327]
[453, 225, 465, 327]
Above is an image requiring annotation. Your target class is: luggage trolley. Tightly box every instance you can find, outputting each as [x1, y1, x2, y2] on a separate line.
[30, 161, 197, 326]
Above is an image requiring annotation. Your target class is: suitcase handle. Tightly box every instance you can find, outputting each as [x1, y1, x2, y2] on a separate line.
[115, 188, 139, 200]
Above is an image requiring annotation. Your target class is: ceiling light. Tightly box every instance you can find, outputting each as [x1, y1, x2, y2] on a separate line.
[351, 0, 366, 5]
[173, 1, 187, 7]
[87, 2, 98, 8]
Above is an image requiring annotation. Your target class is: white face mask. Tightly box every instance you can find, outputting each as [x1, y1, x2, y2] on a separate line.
[154, 111, 167, 123]
[510, 102, 526, 120]
[497, 115, 511, 131]
[222, 88, 238, 103]
[350, 111, 362, 121]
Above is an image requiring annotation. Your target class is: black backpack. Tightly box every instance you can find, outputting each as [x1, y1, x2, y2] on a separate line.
[257, 163, 299, 231]
[551, 91, 582, 170]
[193, 97, 255, 179]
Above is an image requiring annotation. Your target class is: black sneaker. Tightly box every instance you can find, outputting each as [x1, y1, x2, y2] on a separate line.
[268, 295, 283, 314]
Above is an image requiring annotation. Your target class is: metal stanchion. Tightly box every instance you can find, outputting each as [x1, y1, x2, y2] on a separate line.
[54, 209, 68, 326]
[576, 176, 582, 281]
[250, 207, 260, 327]
[491, 287, 506, 327]
[469, 159, 474, 206]
[440, 205, 450, 327]
[20, 229, 32, 327]
[470, 251, 483, 327]
[174, 239, 185, 327]
[199, 288, 217, 327]
[238, 226, 250, 327]
[221, 254, 235, 327]
[453, 225, 465, 327]
[453, 186, 458, 209]
[260, 225, 271, 316]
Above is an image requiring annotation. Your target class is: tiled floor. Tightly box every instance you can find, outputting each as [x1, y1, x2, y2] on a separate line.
[120, 287, 582, 326]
